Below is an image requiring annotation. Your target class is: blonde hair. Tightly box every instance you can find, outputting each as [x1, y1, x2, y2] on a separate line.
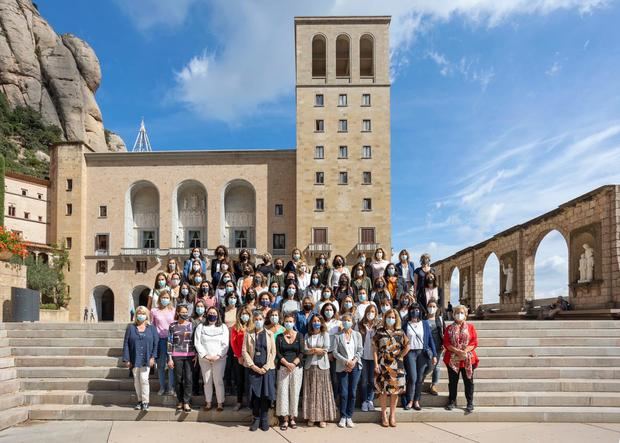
[156, 289, 172, 310]
[382, 308, 402, 330]
[134, 306, 150, 325]
[453, 305, 468, 316]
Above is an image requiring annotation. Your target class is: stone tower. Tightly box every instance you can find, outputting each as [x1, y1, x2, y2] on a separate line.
[294, 16, 392, 263]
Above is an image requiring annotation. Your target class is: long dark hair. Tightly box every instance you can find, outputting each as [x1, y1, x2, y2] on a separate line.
[204, 306, 223, 327]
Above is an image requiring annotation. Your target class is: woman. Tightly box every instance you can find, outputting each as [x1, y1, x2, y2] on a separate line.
[353, 288, 375, 324]
[184, 247, 207, 282]
[271, 258, 286, 290]
[216, 273, 237, 306]
[191, 300, 207, 396]
[316, 286, 339, 313]
[251, 271, 268, 296]
[284, 248, 303, 274]
[222, 291, 239, 328]
[321, 302, 341, 399]
[339, 294, 355, 317]
[413, 253, 435, 312]
[189, 261, 207, 292]
[302, 314, 337, 428]
[230, 308, 251, 410]
[356, 252, 374, 282]
[257, 292, 273, 317]
[384, 263, 401, 303]
[194, 306, 229, 411]
[280, 283, 301, 316]
[177, 282, 195, 316]
[398, 294, 415, 320]
[333, 313, 363, 428]
[275, 313, 304, 431]
[351, 264, 372, 300]
[165, 258, 181, 282]
[147, 272, 170, 310]
[168, 272, 182, 302]
[372, 277, 392, 306]
[395, 249, 415, 294]
[304, 272, 323, 304]
[266, 308, 285, 339]
[237, 264, 255, 297]
[294, 295, 315, 335]
[327, 255, 350, 291]
[424, 273, 443, 312]
[167, 304, 196, 412]
[211, 245, 229, 283]
[244, 288, 258, 312]
[370, 247, 390, 281]
[122, 305, 158, 411]
[403, 303, 437, 411]
[335, 274, 354, 303]
[198, 281, 218, 309]
[358, 304, 378, 412]
[150, 290, 175, 396]
[296, 261, 311, 292]
[234, 248, 254, 280]
[443, 305, 478, 414]
[268, 281, 282, 308]
[256, 253, 274, 284]
[374, 309, 409, 427]
[425, 300, 445, 395]
[242, 311, 277, 432]
[378, 299, 392, 322]
[312, 254, 331, 287]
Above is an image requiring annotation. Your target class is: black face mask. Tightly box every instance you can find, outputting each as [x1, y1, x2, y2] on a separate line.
[303, 304, 313, 312]
[275, 264, 283, 270]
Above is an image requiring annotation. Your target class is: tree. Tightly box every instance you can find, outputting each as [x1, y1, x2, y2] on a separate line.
[21, 245, 71, 308]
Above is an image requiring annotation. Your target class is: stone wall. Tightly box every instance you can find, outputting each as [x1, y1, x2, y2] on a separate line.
[0, 261, 28, 321]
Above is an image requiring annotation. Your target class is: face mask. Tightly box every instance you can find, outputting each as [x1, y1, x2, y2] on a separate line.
[377, 283, 385, 289]
[223, 277, 231, 283]
[381, 305, 390, 313]
[254, 320, 264, 330]
[385, 317, 396, 327]
[217, 251, 224, 257]
[270, 287, 278, 295]
[359, 293, 367, 302]
[229, 298, 237, 306]
[312, 322, 321, 330]
[136, 314, 147, 322]
[158, 280, 166, 288]
[357, 270, 364, 277]
[367, 313, 376, 321]
[387, 268, 396, 276]
[455, 313, 465, 321]
[401, 299, 410, 306]
[243, 269, 251, 276]
[260, 299, 271, 307]
[193, 265, 200, 272]
[402, 255, 408, 261]
[284, 321, 295, 330]
[300, 267, 307, 273]
[194, 276, 202, 284]
[207, 314, 217, 323]
[202, 287, 209, 294]
[287, 288, 295, 297]
[193, 252, 200, 258]
[359, 257, 366, 264]
[324, 310, 334, 319]
[246, 293, 256, 302]
[221, 264, 229, 271]
[179, 314, 189, 321]
[312, 278, 319, 286]
[181, 288, 189, 296]
[160, 299, 170, 307]
[254, 277, 261, 284]
[293, 254, 301, 261]
[275, 263, 283, 270]
[335, 260, 343, 267]
[343, 320, 353, 330]
[323, 292, 331, 299]
[303, 304, 313, 312]
[241, 255, 248, 261]
[270, 315, 279, 324]
[410, 309, 421, 319]
[168, 264, 175, 270]
[428, 307, 437, 315]
[171, 279, 180, 287]
[319, 258, 326, 265]
[344, 301, 353, 309]
[376, 253, 383, 260]
[240, 314, 250, 323]
[225, 287, 234, 293]
[195, 307, 205, 316]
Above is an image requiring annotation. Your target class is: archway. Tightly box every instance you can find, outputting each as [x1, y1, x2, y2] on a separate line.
[482, 253, 500, 304]
[359, 34, 374, 77]
[92, 286, 115, 322]
[125, 181, 160, 249]
[132, 285, 151, 310]
[534, 230, 568, 300]
[312, 34, 326, 77]
[223, 180, 256, 249]
[449, 267, 460, 307]
[336, 34, 350, 77]
[172, 180, 207, 249]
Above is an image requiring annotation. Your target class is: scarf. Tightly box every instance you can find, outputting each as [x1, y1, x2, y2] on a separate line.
[447, 322, 473, 379]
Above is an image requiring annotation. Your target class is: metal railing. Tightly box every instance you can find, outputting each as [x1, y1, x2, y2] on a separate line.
[355, 243, 379, 252]
[307, 243, 332, 253]
[120, 248, 164, 256]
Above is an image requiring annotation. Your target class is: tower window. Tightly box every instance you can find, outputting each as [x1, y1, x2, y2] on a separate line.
[315, 198, 325, 211]
[315, 120, 324, 132]
[362, 198, 372, 211]
[362, 94, 371, 106]
[338, 146, 348, 159]
[314, 146, 325, 159]
[336, 35, 351, 77]
[338, 94, 348, 106]
[66, 179, 73, 191]
[312, 35, 327, 78]
[315, 94, 324, 107]
[275, 204, 284, 216]
[66, 203, 73, 216]
[362, 145, 372, 159]
[315, 172, 325, 185]
[360, 35, 374, 77]
[362, 119, 372, 132]
[363, 171, 372, 184]
[338, 120, 348, 132]
[339, 172, 348, 185]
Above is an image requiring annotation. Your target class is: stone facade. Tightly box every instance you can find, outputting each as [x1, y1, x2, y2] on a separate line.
[0, 261, 27, 321]
[3, 172, 50, 245]
[433, 185, 620, 312]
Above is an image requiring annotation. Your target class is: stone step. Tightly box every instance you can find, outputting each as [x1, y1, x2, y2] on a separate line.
[26, 404, 620, 423]
[0, 338, 8, 348]
[477, 337, 620, 347]
[469, 320, 620, 329]
[476, 346, 620, 357]
[478, 329, 620, 337]
[20, 377, 620, 393]
[6, 330, 126, 339]
[0, 357, 14, 369]
[11, 346, 123, 357]
[0, 392, 22, 412]
[0, 379, 19, 396]
[1, 323, 128, 330]
[9, 338, 123, 347]
[0, 407, 28, 431]
[0, 348, 11, 358]
[20, 390, 620, 408]
[0, 368, 16, 382]
[15, 356, 122, 367]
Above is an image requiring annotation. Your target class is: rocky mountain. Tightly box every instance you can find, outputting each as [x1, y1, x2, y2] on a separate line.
[0, 0, 125, 152]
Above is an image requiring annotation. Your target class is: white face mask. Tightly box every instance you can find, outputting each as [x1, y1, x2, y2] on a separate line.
[428, 307, 437, 315]
[455, 313, 465, 321]
[367, 313, 376, 321]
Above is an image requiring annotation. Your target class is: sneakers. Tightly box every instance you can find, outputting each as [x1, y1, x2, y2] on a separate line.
[157, 388, 165, 396]
[338, 417, 347, 428]
[361, 401, 369, 412]
[249, 418, 260, 432]
[465, 404, 475, 414]
[142, 403, 149, 411]
[429, 384, 439, 396]
[134, 402, 142, 410]
[346, 418, 355, 428]
[166, 389, 175, 396]
[445, 401, 456, 411]
[368, 401, 375, 411]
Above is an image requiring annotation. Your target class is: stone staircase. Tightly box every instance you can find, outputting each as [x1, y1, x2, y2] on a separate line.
[2, 320, 620, 424]
[0, 327, 27, 430]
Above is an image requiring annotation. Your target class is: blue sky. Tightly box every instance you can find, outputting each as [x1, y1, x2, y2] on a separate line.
[40, 0, 620, 303]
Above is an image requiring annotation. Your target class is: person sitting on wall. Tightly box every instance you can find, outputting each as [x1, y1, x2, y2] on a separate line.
[543, 296, 571, 320]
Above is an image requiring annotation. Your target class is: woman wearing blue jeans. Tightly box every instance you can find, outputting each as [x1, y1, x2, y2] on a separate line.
[150, 291, 176, 395]
[357, 304, 378, 411]
[333, 313, 363, 428]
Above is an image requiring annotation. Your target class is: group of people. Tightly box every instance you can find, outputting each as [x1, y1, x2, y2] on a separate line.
[122, 246, 479, 431]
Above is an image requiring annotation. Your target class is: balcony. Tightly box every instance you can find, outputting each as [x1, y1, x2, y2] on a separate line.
[355, 243, 379, 252]
[307, 243, 332, 254]
[228, 247, 257, 257]
[168, 248, 212, 258]
[94, 249, 109, 257]
[272, 248, 286, 257]
[120, 248, 166, 261]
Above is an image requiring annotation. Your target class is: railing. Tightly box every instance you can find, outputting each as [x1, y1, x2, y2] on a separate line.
[355, 243, 379, 252]
[168, 248, 213, 257]
[272, 249, 286, 257]
[94, 249, 109, 256]
[308, 243, 332, 253]
[228, 247, 257, 257]
[120, 248, 164, 256]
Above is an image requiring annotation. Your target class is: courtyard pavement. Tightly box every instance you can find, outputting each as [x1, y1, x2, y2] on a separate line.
[0, 421, 619, 443]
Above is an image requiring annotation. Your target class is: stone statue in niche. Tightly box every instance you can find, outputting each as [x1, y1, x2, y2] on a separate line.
[502, 261, 514, 293]
[578, 243, 594, 283]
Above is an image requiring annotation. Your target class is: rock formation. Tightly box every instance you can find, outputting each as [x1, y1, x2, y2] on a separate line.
[0, 0, 125, 152]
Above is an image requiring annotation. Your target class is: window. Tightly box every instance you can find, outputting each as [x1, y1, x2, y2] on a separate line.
[24, 212, 30, 219]
[12, 230, 22, 239]
[66, 237, 72, 249]
[99, 206, 107, 217]
[362, 119, 372, 132]
[8, 205, 15, 217]
[315, 198, 324, 211]
[315, 172, 325, 185]
[38, 216, 43, 222]
[21, 189, 27, 196]
[315, 94, 324, 107]
[233, 230, 248, 248]
[315, 119, 324, 132]
[338, 94, 347, 106]
[363, 171, 372, 184]
[362, 145, 372, 159]
[338, 146, 348, 159]
[314, 146, 324, 159]
[336, 35, 350, 77]
[66, 179, 73, 191]
[362, 94, 371, 106]
[339, 171, 348, 185]
[67, 262, 70, 272]
[37, 193, 43, 200]
[362, 198, 372, 211]
[313, 228, 328, 244]
[338, 119, 348, 132]
[360, 35, 374, 77]
[66, 203, 73, 216]
[96, 261, 108, 274]
[141, 231, 156, 249]
[136, 260, 147, 273]
[67, 285, 70, 296]
[188, 230, 201, 248]
[275, 204, 284, 216]
[95, 234, 109, 252]
[312, 35, 327, 77]
[273, 234, 286, 250]
[360, 227, 376, 244]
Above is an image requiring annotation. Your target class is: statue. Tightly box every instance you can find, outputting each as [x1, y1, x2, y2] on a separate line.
[502, 261, 513, 293]
[578, 243, 594, 283]
[462, 276, 469, 301]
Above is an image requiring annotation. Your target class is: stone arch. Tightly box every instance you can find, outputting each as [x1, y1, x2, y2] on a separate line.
[481, 252, 500, 304]
[125, 180, 160, 249]
[448, 265, 460, 307]
[92, 285, 114, 322]
[131, 285, 151, 315]
[312, 34, 327, 77]
[222, 179, 256, 250]
[530, 229, 569, 300]
[359, 33, 374, 77]
[171, 180, 207, 249]
[336, 34, 351, 77]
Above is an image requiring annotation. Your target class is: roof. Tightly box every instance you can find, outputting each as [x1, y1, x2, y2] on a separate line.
[5, 171, 50, 187]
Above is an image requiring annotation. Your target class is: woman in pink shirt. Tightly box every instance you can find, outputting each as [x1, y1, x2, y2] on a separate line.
[150, 290, 175, 396]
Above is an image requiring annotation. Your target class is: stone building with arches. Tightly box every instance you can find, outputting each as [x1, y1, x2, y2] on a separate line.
[47, 16, 393, 321]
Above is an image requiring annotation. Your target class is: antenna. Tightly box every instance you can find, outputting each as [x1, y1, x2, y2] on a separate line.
[131, 118, 153, 152]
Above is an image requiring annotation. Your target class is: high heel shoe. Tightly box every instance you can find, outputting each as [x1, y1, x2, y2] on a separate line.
[389, 414, 397, 427]
[381, 410, 389, 427]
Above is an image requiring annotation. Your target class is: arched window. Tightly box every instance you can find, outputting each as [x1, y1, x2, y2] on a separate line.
[360, 34, 374, 77]
[336, 34, 350, 77]
[312, 35, 326, 78]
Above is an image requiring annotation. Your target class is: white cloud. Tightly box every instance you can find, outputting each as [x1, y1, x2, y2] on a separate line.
[115, 0, 608, 122]
[546, 60, 562, 76]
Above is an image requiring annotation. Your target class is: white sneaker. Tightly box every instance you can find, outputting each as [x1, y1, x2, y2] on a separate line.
[157, 388, 165, 396]
[338, 417, 347, 428]
[368, 401, 375, 411]
[346, 418, 355, 428]
[361, 401, 369, 412]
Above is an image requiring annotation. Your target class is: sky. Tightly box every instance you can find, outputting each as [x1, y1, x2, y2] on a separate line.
[39, 0, 620, 304]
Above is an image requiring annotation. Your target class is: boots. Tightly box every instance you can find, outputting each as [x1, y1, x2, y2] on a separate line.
[260, 410, 270, 431]
[249, 417, 260, 432]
